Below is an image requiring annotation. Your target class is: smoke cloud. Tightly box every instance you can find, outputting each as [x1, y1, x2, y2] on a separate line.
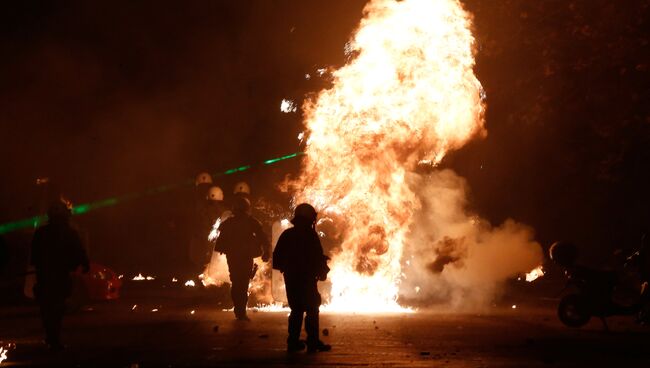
[401, 169, 543, 309]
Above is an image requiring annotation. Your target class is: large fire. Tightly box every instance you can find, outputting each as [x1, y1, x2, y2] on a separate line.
[289, 0, 485, 312]
[202, 0, 542, 313]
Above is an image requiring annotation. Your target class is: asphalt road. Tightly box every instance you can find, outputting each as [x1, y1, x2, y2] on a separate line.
[2, 285, 650, 367]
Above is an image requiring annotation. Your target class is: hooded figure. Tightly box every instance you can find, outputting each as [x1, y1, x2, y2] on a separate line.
[214, 196, 270, 320]
[31, 200, 89, 350]
[273, 203, 331, 353]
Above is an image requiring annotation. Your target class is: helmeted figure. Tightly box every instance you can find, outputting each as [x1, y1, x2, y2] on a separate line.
[31, 200, 89, 350]
[189, 172, 220, 269]
[214, 196, 270, 320]
[273, 203, 331, 353]
[233, 181, 251, 198]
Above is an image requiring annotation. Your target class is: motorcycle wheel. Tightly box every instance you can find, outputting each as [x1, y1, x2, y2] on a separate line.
[558, 293, 591, 328]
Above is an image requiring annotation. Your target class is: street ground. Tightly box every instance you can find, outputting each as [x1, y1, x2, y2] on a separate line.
[1, 283, 650, 367]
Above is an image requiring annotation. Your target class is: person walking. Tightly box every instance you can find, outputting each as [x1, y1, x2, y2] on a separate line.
[273, 203, 331, 353]
[31, 200, 89, 350]
[214, 196, 270, 320]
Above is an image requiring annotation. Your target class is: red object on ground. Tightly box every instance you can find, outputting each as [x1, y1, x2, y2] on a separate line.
[73, 263, 122, 300]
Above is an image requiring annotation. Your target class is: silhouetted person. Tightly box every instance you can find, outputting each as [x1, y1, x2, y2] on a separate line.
[31, 200, 89, 350]
[273, 203, 331, 353]
[214, 196, 270, 320]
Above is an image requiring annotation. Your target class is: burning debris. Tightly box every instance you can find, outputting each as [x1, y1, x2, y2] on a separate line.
[184, 280, 196, 287]
[525, 266, 544, 282]
[427, 237, 468, 273]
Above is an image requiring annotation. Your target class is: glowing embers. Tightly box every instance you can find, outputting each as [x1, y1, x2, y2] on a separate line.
[132, 273, 155, 281]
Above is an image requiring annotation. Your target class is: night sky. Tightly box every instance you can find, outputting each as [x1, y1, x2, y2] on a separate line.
[1, 0, 649, 271]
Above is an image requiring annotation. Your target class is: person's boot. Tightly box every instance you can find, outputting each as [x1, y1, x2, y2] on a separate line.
[235, 312, 250, 321]
[307, 340, 331, 353]
[287, 339, 306, 352]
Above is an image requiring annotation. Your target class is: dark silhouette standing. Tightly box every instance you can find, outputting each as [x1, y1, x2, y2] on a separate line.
[214, 196, 270, 320]
[31, 201, 89, 350]
[273, 203, 331, 353]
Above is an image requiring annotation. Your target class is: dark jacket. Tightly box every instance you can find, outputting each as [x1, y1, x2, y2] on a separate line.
[214, 214, 269, 260]
[31, 222, 89, 297]
[273, 224, 329, 280]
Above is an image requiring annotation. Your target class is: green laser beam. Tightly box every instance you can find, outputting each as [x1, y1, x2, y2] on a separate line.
[0, 152, 303, 235]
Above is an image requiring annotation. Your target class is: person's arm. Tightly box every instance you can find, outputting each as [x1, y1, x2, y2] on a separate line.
[213, 220, 230, 253]
[311, 232, 330, 281]
[272, 231, 289, 272]
[253, 219, 271, 262]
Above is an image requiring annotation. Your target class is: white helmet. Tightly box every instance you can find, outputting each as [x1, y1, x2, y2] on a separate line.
[195, 172, 213, 186]
[207, 186, 224, 201]
[233, 181, 250, 195]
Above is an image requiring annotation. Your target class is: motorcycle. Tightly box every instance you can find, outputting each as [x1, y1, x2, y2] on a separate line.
[551, 239, 650, 329]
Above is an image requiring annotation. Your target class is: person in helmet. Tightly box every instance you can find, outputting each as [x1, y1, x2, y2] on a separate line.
[273, 203, 331, 353]
[214, 196, 270, 321]
[31, 200, 90, 350]
[232, 181, 251, 202]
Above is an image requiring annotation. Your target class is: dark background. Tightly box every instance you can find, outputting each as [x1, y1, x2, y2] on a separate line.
[1, 0, 648, 275]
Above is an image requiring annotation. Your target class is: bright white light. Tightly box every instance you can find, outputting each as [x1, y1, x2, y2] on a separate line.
[132, 273, 155, 281]
[208, 218, 222, 242]
[184, 280, 196, 287]
[0, 347, 8, 364]
[525, 266, 544, 282]
[280, 99, 298, 113]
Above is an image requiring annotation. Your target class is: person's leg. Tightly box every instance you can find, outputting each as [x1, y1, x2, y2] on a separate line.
[284, 274, 306, 350]
[228, 258, 252, 319]
[304, 280, 330, 352]
[304, 305, 319, 346]
[288, 309, 305, 344]
[39, 296, 65, 348]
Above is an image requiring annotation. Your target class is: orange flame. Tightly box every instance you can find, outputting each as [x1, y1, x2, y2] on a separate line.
[291, 0, 485, 311]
